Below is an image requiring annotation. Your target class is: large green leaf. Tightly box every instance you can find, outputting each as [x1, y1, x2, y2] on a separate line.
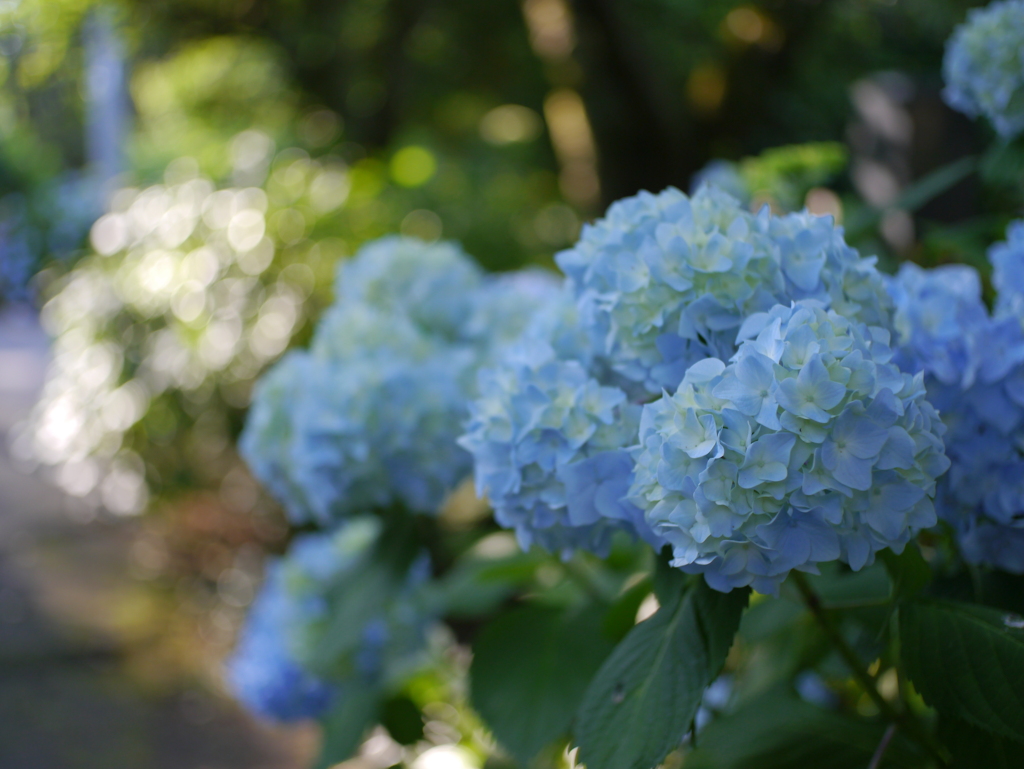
[652, 547, 689, 605]
[880, 546, 931, 602]
[379, 694, 424, 745]
[572, 581, 749, 769]
[900, 599, 1024, 744]
[603, 577, 653, 643]
[423, 552, 539, 619]
[311, 559, 396, 671]
[470, 603, 616, 766]
[684, 687, 922, 769]
[941, 716, 1019, 769]
[804, 561, 891, 609]
[315, 684, 380, 769]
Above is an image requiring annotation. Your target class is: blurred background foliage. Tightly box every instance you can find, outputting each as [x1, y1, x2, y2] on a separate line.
[4, 0, 1016, 284]
[2, 0, 1024, 766]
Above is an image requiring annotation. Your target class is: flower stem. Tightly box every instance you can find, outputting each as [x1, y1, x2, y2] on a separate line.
[844, 155, 979, 240]
[868, 724, 897, 769]
[789, 571, 948, 766]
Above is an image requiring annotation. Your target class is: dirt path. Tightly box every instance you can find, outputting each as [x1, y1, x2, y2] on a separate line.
[0, 304, 314, 769]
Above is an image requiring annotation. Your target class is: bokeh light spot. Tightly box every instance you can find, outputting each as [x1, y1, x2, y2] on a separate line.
[390, 146, 437, 187]
[686, 63, 727, 115]
[479, 104, 542, 145]
[400, 209, 443, 242]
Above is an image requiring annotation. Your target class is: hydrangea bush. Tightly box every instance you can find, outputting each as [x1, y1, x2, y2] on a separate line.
[224, 5, 1024, 766]
[461, 184, 898, 562]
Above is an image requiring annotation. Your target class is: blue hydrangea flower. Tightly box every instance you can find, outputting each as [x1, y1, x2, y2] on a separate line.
[311, 298, 442, 365]
[335, 236, 483, 340]
[228, 519, 381, 721]
[556, 186, 892, 394]
[459, 340, 660, 558]
[239, 350, 319, 519]
[989, 220, 1024, 319]
[888, 259, 1024, 574]
[629, 302, 948, 594]
[228, 518, 431, 721]
[958, 523, 1024, 573]
[227, 567, 338, 721]
[690, 160, 750, 205]
[461, 268, 570, 374]
[241, 309, 477, 523]
[928, 374, 1024, 571]
[886, 262, 991, 388]
[943, 0, 1024, 139]
[242, 236, 560, 523]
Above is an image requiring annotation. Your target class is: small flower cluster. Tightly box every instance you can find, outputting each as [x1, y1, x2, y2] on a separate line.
[888, 225, 1024, 573]
[690, 161, 750, 206]
[989, 220, 1024, 319]
[886, 262, 992, 389]
[228, 518, 429, 722]
[629, 302, 948, 594]
[240, 235, 557, 524]
[555, 185, 891, 394]
[227, 562, 338, 721]
[459, 337, 657, 558]
[333, 236, 485, 341]
[943, 0, 1024, 139]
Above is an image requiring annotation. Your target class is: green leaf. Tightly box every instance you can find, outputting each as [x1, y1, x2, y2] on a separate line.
[312, 559, 396, 671]
[316, 684, 380, 769]
[603, 577, 653, 643]
[652, 547, 688, 605]
[379, 694, 424, 745]
[684, 686, 922, 769]
[738, 596, 804, 643]
[941, 716, 1019, 769]
[470, 603, 616, 766]
[573, 581, 749, 769]
[309, 515, 426, 673]
[422, 553, 537, 619]
[880, 546, 931, 602]
[900, 599, 1024, 744]
[806, 561, 892, 609]
[845, 155, 978, 238]
[981, 140, 1024, 189]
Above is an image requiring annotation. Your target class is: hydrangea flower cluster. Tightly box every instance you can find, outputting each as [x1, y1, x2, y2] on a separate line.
[629, 302, 948, 594]
[334, 236, 484, 341]
[227, 561, 339, 721]
[461, 186, 903, 562]
[556, 185, 892, 394]
[240, 236, 557, 524]
[888, 228, 1024, 573]
[989, 220, 1024, 319]
[943, 0, 1024, 139]
[886, 262, 992, 389]
[690, 161, 750, 206]
[228, 518, 431, 721]
[459, 337, 658, 558]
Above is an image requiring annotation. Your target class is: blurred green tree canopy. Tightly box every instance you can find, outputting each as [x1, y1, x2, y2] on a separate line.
[0, 0, 990, 276]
